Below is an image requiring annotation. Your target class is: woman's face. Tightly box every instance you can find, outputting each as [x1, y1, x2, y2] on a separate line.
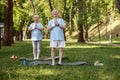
[33, 17, 39, 22]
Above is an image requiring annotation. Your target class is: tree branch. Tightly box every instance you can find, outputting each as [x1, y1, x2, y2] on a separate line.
[30, 0, 36, 14]
[48, 0, 53, 12]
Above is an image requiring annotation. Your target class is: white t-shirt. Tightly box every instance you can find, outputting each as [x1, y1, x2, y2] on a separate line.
[29, 22, 43, 41]
[48, 18, 66, 41]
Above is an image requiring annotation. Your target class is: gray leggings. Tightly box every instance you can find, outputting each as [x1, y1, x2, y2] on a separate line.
[32, 40, 41, 59]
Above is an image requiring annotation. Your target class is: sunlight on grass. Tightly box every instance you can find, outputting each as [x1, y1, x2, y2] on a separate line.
[99, 72, 114, 80]
[88, 41, 111, 44]
[98, 70, 114, 80]
[16, 68, 59, 76]
[66, 45, 100, 48]
[111, 55, 120, 59]
[100, 75, 114, 80]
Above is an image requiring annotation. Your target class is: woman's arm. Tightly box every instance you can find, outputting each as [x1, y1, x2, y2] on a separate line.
[28, 27, 33, 31]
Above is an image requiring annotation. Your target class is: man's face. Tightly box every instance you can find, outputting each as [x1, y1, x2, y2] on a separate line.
[52, 10, 58, 17]
[33, 17, 39, 22]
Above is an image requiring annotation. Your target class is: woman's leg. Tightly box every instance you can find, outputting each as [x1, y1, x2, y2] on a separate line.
[36, 41, 41, 59]
[32, 41, 37, 59]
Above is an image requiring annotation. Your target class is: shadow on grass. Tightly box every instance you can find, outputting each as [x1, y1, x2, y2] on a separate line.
[0, 72, 9, 80]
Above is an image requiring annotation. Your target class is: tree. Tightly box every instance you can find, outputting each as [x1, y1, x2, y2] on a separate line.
[10, 0, 14, 43]
[3, 0, 13, 46]
[0, 1, 4, 49]
[115, 0, 120, 12]
[8, 0, 118, 43]
[77, 0, 85, 42]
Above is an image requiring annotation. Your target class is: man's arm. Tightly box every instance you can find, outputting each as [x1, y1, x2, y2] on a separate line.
[58, 19, 66, 29]
[47, 26, 55, 31]
[59, 25, 66, 29]
[47, 23, 55, 31]
[36, 27, 44, 31]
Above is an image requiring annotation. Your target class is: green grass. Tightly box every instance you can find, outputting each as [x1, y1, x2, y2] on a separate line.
[0, 39, 120, 80]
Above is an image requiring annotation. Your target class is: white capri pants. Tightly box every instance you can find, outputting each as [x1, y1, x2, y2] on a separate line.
[32, 40, 41, 59]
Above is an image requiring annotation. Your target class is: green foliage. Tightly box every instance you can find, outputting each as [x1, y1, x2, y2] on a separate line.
[0, 0, 118, 32]
[1, 0, 118, 41]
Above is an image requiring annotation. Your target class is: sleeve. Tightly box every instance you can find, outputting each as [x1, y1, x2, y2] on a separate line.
[39, 23, 43, 28]
[47, 21, 51, 28]
[41, 24, 43, 28]
[61, 19, 66, 26]
[29, 23, 33, 29]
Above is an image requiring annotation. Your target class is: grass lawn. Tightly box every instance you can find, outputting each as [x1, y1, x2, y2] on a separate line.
[0, 39, 120, 80]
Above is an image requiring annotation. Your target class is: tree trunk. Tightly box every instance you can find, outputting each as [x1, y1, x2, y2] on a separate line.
[78, 24, 85, 42]
[19, 30, 23, 41]
[69, 4, 73, 36]
[115, 0, 120, 13]
[62, 0, 67, 19]
[3, 0, 13, 46]
[0, 12, 2, 22]
[84, 25, 88, 41]
[98, 23, 101, 44]
[109, 29, 112, 43]
[63, 0, 67, 41]
[23, 27, 28, 40]
[77, 0, 85, 43]
[10, 27, 14, 44]
[0, 29, 1, 49]
[0, 12, 2, 49]
[105, 23, 108, 39]
[15, 31, 19, 41]
[10, 0, 14, 44]
[109, 16, 113, 43]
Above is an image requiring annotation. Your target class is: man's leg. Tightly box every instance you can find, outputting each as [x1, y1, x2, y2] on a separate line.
[50, 41, 57, 65]
[58, 41, 65, 64]
[59, 48, 63, 64]
[51, 47, 56, 65]
[36, 41, 41, 59]
[32, 41, 37, 60]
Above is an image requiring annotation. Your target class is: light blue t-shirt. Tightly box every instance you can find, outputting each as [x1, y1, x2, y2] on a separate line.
[29, 22, 43, 41]
[48, 18, 66, 41]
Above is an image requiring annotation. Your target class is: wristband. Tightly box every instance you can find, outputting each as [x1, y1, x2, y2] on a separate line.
[55, 24, 60, 26]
